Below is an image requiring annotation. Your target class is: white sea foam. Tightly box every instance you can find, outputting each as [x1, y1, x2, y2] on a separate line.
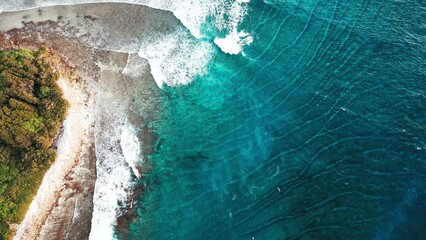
[138, 28, 214, 88]
[0, 0, 202, 38]
[214, 30, 253, 55]
[90, 94, 134, 240]
[120, 121, 142, 178]
[0, 0, 222, 86]
[213, 0, 253, 55]
[1, 0, 253, 55]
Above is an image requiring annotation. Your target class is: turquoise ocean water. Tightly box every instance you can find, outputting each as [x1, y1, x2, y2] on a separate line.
[127, 0, 425, 239]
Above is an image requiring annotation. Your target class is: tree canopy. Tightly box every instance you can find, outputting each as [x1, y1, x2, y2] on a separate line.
[0, 48, 68, 239]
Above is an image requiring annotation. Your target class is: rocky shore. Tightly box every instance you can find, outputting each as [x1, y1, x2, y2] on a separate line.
[0, 3, 161, 239]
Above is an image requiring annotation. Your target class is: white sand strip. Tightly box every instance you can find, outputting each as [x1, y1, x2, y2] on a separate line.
[14, 75, 92, 240]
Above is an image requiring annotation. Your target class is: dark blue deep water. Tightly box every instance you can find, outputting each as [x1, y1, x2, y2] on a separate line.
[128, 0, 425, 239]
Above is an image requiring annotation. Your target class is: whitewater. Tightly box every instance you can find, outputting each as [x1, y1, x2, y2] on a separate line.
[1, 0, 253, 87]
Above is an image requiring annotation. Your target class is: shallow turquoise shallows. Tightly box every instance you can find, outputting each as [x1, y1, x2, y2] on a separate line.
[125, 0, 425, 239]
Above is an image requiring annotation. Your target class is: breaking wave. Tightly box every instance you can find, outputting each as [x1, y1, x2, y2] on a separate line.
[1, 0, 252, 56]
[1, 0, 252, 86]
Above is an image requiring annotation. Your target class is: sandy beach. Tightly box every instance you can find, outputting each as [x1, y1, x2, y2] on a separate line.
[14, 65, 94, 240]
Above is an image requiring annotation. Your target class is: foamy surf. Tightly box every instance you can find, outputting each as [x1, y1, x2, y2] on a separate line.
[137, 28, 214, 88]
[121, 121, 143, 178]
[1, 0, 253, 56]
[90, 110, 133, 240]
[90, 74, 141, 240]
[214, 30, 253, 55]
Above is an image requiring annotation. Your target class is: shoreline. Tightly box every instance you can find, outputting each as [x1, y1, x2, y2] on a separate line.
[0, 3, 162, 238]
[14, 65, 94, 240]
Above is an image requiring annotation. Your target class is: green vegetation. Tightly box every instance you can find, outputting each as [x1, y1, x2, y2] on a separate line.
[0, 48, 68, 239]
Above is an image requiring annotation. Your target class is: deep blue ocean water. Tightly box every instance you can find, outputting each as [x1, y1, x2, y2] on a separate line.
[127, 0, 425, 239]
